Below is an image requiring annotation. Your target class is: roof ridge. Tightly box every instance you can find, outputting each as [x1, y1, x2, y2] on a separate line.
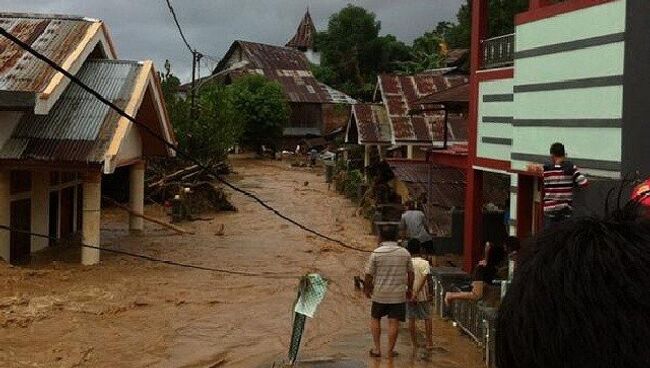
[84, 59, 144, 65]
[0, 12, 99, 22]
[235, 39, 296, 50]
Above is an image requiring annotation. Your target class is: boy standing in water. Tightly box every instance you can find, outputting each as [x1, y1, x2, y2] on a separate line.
[406, 241, 434, 350]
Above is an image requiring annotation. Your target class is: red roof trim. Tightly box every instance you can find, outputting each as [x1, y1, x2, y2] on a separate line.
[474, 157, 511, 171]
[515, 0, 616, 25]
[476, 68, 514, 82]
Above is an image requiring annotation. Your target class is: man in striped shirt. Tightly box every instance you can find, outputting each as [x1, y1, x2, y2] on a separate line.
[542, 143, 588, 228]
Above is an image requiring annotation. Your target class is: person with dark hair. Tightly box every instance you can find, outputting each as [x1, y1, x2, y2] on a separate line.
[400, 200, 435, 265]
[496, 204, 650, 368]
[405, 241, 434, 351]
[444, 242, 506, 305]
[532, 142, 589, 228]
[364, 224, 414, 358]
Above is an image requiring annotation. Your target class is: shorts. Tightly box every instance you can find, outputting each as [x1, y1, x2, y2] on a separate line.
[421, 240, 435, 255]
[407, 239, 436, 255]
[371, 302, 406, 322]
[406, 301, 432, 320]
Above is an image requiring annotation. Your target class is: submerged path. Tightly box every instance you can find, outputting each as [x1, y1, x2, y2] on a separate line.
[0, 157, 484, 368]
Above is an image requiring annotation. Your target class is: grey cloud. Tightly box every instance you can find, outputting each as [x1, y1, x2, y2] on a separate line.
[3, 0, 464, 81]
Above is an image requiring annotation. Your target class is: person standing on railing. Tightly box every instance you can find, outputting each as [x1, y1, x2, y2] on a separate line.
[528, 142, 589, 229]
[405, 241, 434, 351]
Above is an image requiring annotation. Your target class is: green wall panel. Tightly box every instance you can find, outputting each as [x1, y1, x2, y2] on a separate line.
[516, 0, 626, 51]
[515, 42, 625, 85]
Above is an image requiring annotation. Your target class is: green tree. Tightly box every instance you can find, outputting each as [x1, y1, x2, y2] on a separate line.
[228, 74, 289, 152]
[396, 30, 447, 74]
[160, 62, 244, 164]
[441, 0, 530, 49]
[316, 5, 412, 100]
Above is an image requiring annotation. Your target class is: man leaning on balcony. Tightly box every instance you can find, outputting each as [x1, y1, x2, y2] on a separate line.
[529, 142, 589, 229]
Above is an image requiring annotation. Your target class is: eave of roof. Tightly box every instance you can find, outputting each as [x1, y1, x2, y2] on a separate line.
[0, 12, 118, 114]
[0, 59, 175, 172]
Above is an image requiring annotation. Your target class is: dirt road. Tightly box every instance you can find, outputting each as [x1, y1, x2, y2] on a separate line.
[0, 158, 484, 368]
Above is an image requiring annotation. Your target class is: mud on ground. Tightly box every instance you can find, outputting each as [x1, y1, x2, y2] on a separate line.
[0, 157, 484, 368]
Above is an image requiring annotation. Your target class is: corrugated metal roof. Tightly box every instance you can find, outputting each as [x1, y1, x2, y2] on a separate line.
[286, 11, 316, 50]
[388, 160, 466, 210]
[0, 60, 142, 163]
[347, 103, 392, 145]
[283, 127, 321, 136]
[214, 41, 355, 105]
[415, 82, 469, 105]
[377, 72, 468, 144]
[0, 13, 98, 94]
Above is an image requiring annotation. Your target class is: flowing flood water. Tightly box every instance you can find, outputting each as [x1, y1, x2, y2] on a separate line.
[0, 158, 484, 368]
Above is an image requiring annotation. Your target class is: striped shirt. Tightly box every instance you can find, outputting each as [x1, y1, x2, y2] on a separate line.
[543, 160, 588, 214]
[364, 242, 414, 304]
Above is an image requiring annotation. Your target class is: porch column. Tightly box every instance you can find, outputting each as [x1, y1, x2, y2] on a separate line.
[377, 145, 385, 160]
[30, 171, 49, 252]
[364, 145, 370, 168]
[406, 145, 414, 159]
[81, 172, 101, 265]
[0, 170, 10, 262]
[463, 169, 484, 273]
[129, 161, 145, 232]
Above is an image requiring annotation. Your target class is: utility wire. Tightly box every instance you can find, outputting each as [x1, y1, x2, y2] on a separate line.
[0, 27, 373, 255]
[164, 0, 194, 54]
[0, 225, 300, 279]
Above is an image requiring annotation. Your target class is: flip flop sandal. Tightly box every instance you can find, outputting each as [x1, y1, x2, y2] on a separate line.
[369, 349, 381, 358]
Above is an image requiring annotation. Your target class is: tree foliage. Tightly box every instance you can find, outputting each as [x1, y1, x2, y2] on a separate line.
[315, 5, 412, 100]
[228, 74, 289, 152]
[160, 65, 288, 162]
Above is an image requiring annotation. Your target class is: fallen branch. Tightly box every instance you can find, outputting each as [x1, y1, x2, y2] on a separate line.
[102, 196, 193, 235]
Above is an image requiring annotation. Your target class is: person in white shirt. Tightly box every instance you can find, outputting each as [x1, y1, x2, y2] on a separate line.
[406, 241, 434, 350]
[400, 200, 435, 265]
[364, 225, 414, 358]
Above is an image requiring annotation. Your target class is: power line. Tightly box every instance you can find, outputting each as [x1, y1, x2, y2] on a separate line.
[0, 27, 373, 255]
[0, 225, 299, 279]
[164, 0, 194, 54]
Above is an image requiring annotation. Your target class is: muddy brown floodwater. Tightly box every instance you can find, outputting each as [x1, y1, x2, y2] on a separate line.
[0, 157, 484, 368]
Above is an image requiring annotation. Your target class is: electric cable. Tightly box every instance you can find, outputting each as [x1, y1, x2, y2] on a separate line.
[0, 26, 373, 255]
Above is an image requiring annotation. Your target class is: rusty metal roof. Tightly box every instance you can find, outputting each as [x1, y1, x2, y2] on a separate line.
[286, 10, 316, 50]
[0, 60, 142, 163]
[0, 13, 99, 94]
[415, 82, 469, 106]
[347, 103, 392, 145]
[214, 40, 354, 104]
[387, 160, 466, 210]
[377, 72, 468, 144]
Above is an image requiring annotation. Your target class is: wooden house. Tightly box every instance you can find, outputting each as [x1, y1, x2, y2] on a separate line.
[0, 13, 175, 265]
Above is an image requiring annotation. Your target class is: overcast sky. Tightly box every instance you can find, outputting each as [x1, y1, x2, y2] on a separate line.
[4, 0, 464, 82]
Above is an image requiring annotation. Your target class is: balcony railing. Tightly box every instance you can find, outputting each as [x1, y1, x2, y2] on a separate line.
[481, 33, 515, 70]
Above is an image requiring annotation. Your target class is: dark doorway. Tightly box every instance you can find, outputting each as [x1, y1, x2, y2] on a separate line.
[49, 191, 59, 245]
[10, 199, 31, 265]
[60, 187, 75, 238]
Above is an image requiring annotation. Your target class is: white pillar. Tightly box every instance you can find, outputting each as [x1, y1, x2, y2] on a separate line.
[81, 172, 101, 265]
[31, 171, 49, 252]
[0, 170, 10, 262]
[364, 145, 371, 168]
[407, 145, 414, 159]
[129, 162, 145, 232]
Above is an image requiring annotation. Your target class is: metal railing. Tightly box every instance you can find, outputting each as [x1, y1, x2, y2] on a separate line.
[481, 33, 515, 69]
